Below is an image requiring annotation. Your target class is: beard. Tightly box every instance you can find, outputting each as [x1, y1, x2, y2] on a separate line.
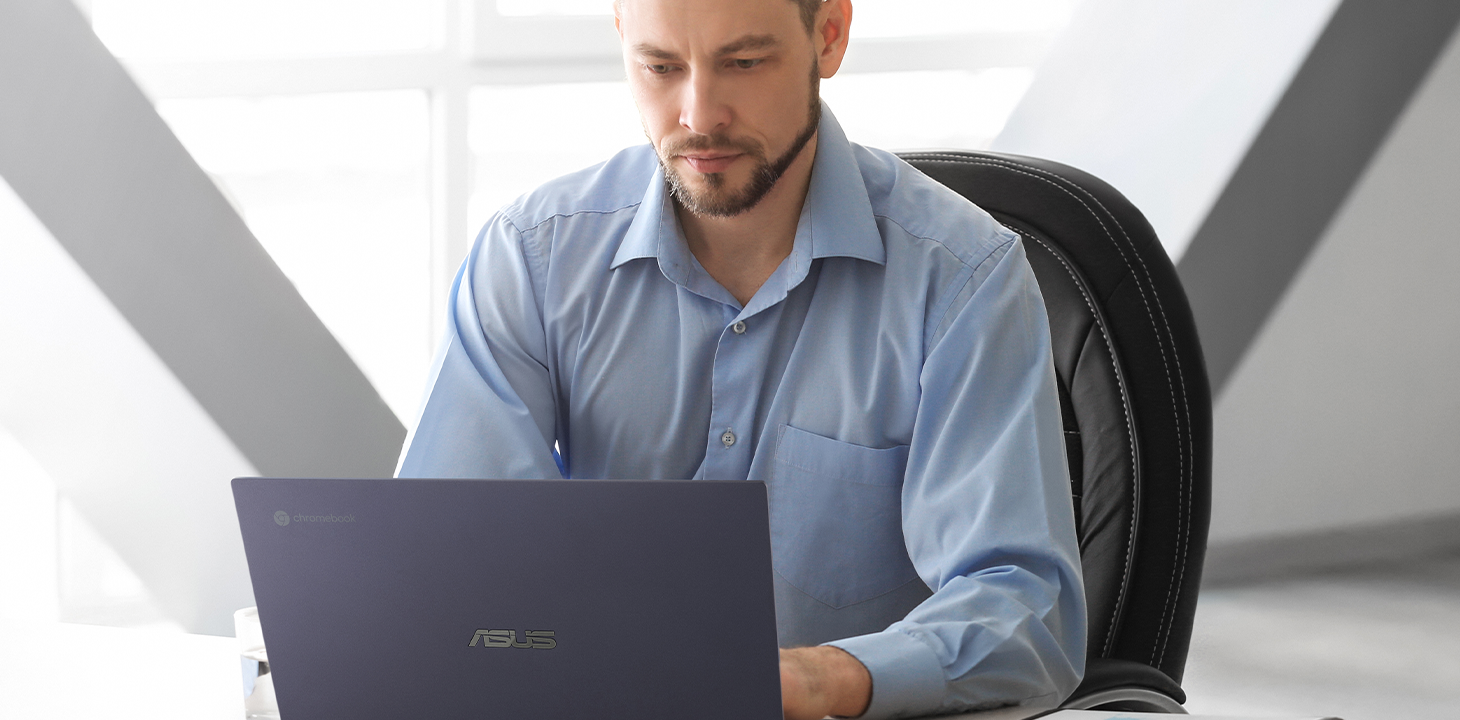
[657, 68, 822, 218]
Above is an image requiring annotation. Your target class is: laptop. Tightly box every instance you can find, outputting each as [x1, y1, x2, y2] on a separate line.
[232, 477, 783, 720]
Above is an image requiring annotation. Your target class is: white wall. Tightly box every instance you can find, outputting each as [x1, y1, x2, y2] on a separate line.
[0, 429, 59, 622]
[1208, 26, 1460, 544]
[0, 177, 256, 635]
[992, 0, 1340, 262]
[995, 0, 1460, 549]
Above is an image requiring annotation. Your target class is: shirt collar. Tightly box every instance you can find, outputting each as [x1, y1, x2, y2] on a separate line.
[610, 102, 885, 278]
[611, 161, 673, 271]
[802, 102, 885, 265]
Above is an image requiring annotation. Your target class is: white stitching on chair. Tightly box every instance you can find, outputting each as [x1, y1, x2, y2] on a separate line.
[980, 156, 1192, 669]
[1019, 166, 1195, 669]
[989, 156, 1192, 668]
[1067, 192, 1194, 670]
[917, 156, 1148, 658]
[907, 153, 1192, 665]
[1018, 229, 1137, 659]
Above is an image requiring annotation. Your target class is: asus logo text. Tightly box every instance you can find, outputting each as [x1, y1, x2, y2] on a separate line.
[469, 629, 557, 649]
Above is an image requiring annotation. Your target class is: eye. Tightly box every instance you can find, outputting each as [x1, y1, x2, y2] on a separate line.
[732, 58, 763, 69]
[645, 64, 673, 75]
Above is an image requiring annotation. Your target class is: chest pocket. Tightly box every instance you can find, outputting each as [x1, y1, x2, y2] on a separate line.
[769, 424, 919, 609]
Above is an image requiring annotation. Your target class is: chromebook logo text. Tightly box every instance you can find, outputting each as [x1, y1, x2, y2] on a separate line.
[273, 511, 355, 525]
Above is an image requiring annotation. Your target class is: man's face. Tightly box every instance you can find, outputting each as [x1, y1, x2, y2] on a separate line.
[617, 0, 823, 218]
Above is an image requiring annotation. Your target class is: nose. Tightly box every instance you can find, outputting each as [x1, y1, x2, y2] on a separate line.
[680, 70, 731, 136]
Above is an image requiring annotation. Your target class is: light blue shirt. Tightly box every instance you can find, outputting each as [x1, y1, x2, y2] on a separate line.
[398, 105, 1086, 718]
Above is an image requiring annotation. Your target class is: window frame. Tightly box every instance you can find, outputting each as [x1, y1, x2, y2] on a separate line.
[102, 0, 1072, 352]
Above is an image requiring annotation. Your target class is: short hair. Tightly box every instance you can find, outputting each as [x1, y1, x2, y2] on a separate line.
[790, 0, 822, 33]
[615, 0, 823, 35]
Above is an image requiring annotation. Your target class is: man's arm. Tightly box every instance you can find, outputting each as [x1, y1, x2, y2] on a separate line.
[396, 213, 562, 479]
[825, 239, 1087, 717]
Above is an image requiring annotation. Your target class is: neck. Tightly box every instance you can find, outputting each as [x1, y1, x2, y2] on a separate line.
[677, 133, 818, 307]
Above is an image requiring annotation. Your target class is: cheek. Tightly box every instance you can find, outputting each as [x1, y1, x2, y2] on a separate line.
[753, 77, 811, 128]
[629, 84, 680, 135]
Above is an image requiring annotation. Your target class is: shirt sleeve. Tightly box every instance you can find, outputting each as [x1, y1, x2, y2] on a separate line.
[395, 213, 564, 480]
[826, 239, 1087, 718]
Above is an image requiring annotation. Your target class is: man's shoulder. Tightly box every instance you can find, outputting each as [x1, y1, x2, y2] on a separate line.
[852, 144, 1018, 268]
[496, 144, 660, 232]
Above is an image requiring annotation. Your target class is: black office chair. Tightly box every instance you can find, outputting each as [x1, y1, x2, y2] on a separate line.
[898, 151, 1213, 713]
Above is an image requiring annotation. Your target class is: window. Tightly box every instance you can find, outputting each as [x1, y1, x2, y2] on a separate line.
[90, 0, 444, 60]
[156, 92, 433, 419]
[90, 0, 1082, 423]
[2, 0, 1081, 627]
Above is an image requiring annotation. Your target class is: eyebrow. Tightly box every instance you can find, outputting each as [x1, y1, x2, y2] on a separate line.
[716, 34, 779, 55]
[632, 33, 781, 61]
[633, 43, 680, 60]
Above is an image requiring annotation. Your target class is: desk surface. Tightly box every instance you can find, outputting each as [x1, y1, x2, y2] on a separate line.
[0, 620, 1335, 720]
[0, 619, 241, 720]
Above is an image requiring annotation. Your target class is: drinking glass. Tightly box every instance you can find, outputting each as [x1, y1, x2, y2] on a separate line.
[234, 606, 279, 719]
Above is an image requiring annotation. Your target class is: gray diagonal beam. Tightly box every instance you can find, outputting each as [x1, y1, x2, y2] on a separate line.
[0, 0, 405, 478]
[1177, 0, 1460, 396]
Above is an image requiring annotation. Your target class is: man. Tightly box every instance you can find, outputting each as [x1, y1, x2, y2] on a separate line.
[397, 0, 1086, 717]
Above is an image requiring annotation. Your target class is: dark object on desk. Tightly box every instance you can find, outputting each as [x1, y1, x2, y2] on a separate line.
[233, 477, 783, 720]
[901, 151, 1213, 713]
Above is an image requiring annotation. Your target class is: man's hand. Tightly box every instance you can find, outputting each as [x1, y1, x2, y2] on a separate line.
[779, 646, 872, 720]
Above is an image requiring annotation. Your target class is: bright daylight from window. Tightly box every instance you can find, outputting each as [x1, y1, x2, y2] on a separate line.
[1, 0, 1083, 628]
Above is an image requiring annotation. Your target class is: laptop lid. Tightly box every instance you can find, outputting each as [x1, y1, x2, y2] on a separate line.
[232, 477, 783, 720]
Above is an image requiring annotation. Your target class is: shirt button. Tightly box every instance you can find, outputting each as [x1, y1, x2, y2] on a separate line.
[732, 321, 747, 335]
[721, 429, 737, 447]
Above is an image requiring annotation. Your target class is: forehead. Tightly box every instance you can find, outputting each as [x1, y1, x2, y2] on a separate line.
[618, 0, 806, 52]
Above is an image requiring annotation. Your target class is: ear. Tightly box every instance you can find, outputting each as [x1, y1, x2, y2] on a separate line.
[613, 0, 623, 37]
[814, 0, 853, 78]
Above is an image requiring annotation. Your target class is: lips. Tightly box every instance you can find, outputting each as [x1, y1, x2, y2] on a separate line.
[681, 153, 742, 174]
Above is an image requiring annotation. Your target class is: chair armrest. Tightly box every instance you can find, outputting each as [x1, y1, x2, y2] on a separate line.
[1062, 657, 1188, 713]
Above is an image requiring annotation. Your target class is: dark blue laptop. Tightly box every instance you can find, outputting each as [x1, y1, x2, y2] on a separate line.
[232, 477, 783, 720]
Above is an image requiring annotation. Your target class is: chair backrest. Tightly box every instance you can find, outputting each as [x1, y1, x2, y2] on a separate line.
[899, 151, 1212, 685]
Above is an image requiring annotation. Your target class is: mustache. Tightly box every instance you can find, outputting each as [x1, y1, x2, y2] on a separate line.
[662, 133, 765, 158]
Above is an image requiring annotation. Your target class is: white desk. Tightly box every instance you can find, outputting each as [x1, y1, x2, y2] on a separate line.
[1030, 714, 1338, 720]
[937, 702, 1341, 720]
[0, 620, 241, 720]
[0, 620, 1337, 720]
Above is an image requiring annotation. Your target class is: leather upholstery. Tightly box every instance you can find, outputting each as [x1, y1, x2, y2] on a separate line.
[898, 151, 1212, 688]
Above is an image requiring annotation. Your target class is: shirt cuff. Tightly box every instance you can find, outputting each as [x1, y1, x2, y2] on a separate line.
[825, 630, 946, 720]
